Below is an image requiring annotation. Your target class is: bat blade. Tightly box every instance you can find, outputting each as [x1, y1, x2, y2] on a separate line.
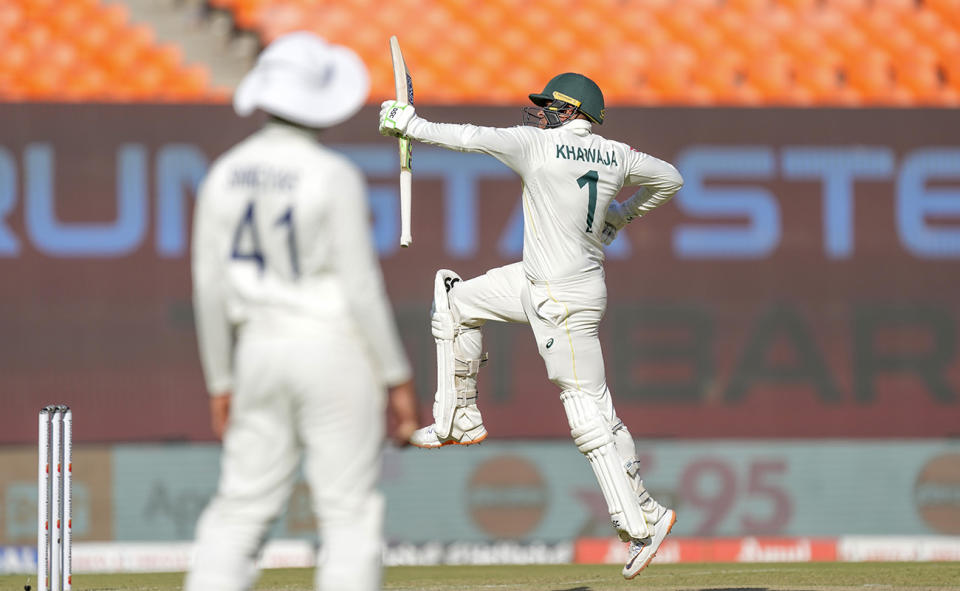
[390, 35, 413, 247]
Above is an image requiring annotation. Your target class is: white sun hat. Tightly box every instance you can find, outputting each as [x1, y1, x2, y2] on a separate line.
[233, 31, 370, 128]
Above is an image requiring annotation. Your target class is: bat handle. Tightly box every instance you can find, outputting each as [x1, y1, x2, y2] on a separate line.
[400, 170, 412, 247]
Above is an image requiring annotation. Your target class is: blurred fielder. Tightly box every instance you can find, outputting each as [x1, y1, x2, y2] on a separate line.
[379, 72, 682, 578]
[188, 32, 418, 591]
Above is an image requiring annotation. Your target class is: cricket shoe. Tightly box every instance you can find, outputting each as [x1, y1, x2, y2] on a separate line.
[409, 407, 487, 448]
[622, 509, 676, 579]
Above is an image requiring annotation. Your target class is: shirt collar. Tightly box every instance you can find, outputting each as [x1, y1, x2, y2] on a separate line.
[562, 118, 593, 135]
[262, 119, 319, 141]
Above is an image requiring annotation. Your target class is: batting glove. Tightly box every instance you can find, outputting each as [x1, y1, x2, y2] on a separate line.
[379, 100, 416, 137]
[600, 200, 627, 245]
[601, 222, 619, 246]
[605, 200, 629, 231]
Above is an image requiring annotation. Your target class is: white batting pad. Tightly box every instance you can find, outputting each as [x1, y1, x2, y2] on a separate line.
[561, 390, 650, 540]
[432, 270, 461, 439]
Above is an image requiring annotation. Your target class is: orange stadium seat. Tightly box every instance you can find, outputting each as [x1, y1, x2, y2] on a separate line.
[61, 62, 109, 101]
[0, 2, 23, 32]
[795, 50, 860, 105]
[692, 49, 764, 106]
[859, 7, 919, 58]
[939, 33, 960, 93]
[927, 0, 960, 29]
[780, 0, 820, 11]
[894, 46, 948, 104]
[233, 0, 960, 107]
[845, 48, 914, 105]
[0, 0, 219, 102]
[2, 0, 959, 106]
[745, 51, 804, 105]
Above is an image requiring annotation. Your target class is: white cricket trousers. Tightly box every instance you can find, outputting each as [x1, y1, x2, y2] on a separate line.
[185, 323, 386, 591]
[452, 263, 657, 535]
[452, 262, 618, 423]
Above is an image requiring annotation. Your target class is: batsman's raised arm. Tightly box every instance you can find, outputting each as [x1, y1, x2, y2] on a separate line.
[379, 101, 531, 171]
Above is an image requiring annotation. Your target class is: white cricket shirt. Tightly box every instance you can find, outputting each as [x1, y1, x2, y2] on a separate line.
[192, 121, 411, 395]
[406, 117, 683, 281]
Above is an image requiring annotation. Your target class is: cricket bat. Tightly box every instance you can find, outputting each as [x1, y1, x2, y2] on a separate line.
[390, 35, 414, 247]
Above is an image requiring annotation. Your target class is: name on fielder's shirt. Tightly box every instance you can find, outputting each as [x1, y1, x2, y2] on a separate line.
[554, 144, 619, 167]
[229, 166, 300, 191]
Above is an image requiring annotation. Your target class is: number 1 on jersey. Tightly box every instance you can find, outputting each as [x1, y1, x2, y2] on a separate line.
[275, 206, 300, 277]
[578, 170, 599, 233]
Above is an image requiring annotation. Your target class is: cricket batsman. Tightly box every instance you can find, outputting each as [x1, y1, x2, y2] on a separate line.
[188, 33, 418, 591]
[379, 72, 683, 578]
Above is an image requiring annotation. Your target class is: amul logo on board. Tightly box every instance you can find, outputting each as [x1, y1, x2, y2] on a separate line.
[466, 455, 547, 539]
[915, 453, 960, 534]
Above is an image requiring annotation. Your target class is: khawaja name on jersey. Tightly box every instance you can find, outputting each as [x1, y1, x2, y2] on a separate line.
[554, 145, 619, 167]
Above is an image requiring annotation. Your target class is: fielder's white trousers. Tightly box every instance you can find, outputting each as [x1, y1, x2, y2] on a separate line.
[185, 324, 386, 591]
[452, 262, 617, 423]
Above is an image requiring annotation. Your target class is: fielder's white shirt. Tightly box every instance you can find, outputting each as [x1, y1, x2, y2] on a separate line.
[192, 121, 411, 395]
[406, 117, 683, 281]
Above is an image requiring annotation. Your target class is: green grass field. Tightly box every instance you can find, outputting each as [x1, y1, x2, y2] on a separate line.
[4, 562, 960, 591]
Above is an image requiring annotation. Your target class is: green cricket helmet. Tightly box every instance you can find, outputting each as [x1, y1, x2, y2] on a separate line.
[523, 72, 605, 128]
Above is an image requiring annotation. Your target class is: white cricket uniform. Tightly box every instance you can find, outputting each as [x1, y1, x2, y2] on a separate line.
[405, 116, 681, 426]
[188, 121, 411, 591]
